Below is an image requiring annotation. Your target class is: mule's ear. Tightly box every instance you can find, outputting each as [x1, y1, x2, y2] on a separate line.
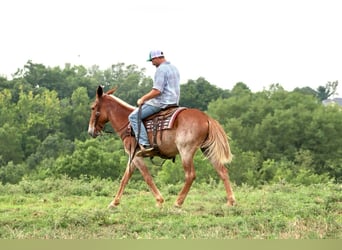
[96, 85, 104, 98]
[106, 86, 119, 95]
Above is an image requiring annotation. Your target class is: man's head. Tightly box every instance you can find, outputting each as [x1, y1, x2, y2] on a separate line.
[147, 50, 165, 67]
[147, 50, 164, 61]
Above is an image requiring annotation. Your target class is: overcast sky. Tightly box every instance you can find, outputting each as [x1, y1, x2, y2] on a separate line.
[1, 0, 341, 97]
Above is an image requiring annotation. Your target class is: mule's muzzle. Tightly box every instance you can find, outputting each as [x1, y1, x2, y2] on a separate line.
[88, 127, 100, 138]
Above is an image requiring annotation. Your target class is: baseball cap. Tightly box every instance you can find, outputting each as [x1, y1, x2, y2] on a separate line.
[147, 50, 164, 61]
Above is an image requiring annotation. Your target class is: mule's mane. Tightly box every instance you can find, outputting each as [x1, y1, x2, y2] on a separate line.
[108, 94, 136, 110]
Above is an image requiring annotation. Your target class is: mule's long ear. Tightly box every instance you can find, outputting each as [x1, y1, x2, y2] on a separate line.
[96, 85, 104, 98]
[106, 86, 119, 95]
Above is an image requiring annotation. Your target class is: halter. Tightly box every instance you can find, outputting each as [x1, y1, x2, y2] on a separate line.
[93, 110, 104, 136]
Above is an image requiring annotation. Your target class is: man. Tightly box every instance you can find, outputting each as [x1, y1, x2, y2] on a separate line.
[128, 50, 180, 156]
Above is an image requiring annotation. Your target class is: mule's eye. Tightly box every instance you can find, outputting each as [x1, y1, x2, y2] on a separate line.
[96, 111, 100, 116]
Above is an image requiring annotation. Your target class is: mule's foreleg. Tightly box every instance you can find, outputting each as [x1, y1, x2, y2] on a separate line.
[108, 162, 135, 208]
[135, 158, 164, 208]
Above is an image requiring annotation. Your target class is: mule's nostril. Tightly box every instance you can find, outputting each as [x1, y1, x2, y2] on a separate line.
[88, 126, 94, 137]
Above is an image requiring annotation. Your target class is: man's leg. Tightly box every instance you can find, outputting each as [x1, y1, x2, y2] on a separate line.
[128, 104, 161, 147]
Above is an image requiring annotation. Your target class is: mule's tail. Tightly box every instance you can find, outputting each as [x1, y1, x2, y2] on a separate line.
[201, 117, 233, 165]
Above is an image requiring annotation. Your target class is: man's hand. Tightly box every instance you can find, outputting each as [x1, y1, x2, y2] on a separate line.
[137, 98, 144, 106]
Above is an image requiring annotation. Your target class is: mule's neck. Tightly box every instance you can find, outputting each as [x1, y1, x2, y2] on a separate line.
[105, 95, 134, 137]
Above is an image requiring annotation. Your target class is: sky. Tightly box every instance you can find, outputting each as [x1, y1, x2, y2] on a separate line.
[1, 0, 341, 97]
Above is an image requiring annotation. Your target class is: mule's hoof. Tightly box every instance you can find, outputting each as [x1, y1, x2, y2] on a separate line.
[108, 202, 119, 209]
[227, 200, 236, 207]
[173, 202, 182, 208]
[156, 202, 163, 209]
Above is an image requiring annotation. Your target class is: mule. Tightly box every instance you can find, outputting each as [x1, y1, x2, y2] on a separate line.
[88, 85, 236, 208]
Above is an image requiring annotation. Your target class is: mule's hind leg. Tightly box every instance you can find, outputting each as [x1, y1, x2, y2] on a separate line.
[174, 152, 196, 208]
[212, 162, 236, 206]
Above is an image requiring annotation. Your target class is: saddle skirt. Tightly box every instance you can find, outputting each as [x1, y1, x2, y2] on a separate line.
[144, 106, 187, 132]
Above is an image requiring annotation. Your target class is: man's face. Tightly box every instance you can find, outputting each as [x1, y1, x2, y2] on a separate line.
[151, 57, 161, 67]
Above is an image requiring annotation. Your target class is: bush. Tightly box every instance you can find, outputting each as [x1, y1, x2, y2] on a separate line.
[261, 158, 332, 185]
[228, 150, 262, 186]
[0, 161, 28, 184]
[52, 138, 126, 180]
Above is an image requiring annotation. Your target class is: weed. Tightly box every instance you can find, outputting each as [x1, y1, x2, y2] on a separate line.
[0, 178, 340, 239]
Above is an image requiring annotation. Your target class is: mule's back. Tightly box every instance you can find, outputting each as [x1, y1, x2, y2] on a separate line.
[173, 108, 211, 142]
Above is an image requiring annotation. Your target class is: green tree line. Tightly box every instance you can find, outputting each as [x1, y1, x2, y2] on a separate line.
[0, 61, 340, 185]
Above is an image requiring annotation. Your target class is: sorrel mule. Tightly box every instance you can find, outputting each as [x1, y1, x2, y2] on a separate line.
[88, 86, 236, 208]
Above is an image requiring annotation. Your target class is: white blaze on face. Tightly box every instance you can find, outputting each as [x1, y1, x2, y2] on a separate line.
[88, 123, 95, 137]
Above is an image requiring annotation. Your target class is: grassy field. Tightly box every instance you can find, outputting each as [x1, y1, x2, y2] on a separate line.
[0, 177, 340, 239]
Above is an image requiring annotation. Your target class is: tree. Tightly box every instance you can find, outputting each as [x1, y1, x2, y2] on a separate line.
[0, 161, 27, 184]
[60, 87, 91, 140]
[14, 89, 61, 158]
[13, 60, 47, 88]
[53, 138, 127, 180]
[17, 89, 61, 139]
[26, 133, 74, 170]
[230, 82, 252, 95]
[180, 77, 229, 110]
[0, 124, 24, 164]
[0, 75, 10, 90]
[0, 89, 15, 127]
[316, 81, 338, 101]
[293, 86, 316, 96]
[303, 104, 342, 179]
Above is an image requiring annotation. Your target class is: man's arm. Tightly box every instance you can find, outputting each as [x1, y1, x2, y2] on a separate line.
[137, 88, 161, 105]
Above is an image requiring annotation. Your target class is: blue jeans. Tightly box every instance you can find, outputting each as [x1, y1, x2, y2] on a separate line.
[128, 104, 161, 146]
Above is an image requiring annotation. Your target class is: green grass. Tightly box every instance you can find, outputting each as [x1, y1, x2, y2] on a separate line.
[0, 177, 340, 239]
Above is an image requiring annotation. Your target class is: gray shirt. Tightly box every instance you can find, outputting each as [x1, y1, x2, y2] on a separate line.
[146, 61, 180, 108]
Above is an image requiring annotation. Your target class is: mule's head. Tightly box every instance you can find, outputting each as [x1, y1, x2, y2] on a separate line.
[88, 85, 117, 137]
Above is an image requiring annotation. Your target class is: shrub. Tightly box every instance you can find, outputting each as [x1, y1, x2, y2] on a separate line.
[0, 161, 28, 184]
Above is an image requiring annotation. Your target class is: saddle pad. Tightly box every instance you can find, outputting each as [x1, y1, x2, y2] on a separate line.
[145, 107, 187, 132]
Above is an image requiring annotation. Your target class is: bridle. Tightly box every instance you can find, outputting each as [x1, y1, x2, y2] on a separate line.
[92, 105, 105, 136]
[93, 105, 128, 137]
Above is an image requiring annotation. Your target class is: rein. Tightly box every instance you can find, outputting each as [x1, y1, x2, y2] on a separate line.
[129, 104, 142, 165]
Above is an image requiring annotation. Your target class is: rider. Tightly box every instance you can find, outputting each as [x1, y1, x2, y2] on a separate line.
[128, 50, 180, 156]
